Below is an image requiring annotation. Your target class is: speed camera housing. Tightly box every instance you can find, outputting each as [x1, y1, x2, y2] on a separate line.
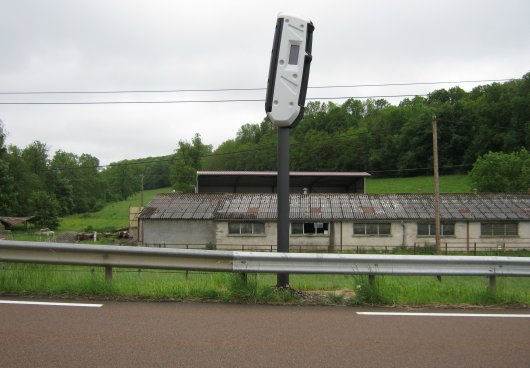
[265, 13, 314, 128]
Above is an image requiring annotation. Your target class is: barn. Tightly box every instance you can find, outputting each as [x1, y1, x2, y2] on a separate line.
[138, 191, 530, 252]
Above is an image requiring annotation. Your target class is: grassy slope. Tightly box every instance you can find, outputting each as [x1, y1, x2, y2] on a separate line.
[58, 187, 172, 232]
[366, 174, 472, 193]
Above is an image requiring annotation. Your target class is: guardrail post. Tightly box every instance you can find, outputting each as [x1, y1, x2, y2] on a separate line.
[105, 266, 113, 282]
[368, 275, 376, 289]
[488, 275, 496, 294]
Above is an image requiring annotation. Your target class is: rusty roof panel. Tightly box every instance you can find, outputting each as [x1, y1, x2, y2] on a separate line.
[139, 193, 530, 221]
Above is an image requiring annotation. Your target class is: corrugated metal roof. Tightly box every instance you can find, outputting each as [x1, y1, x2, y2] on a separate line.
[139, 193, 530, 221]
[0, 216, 34, 227]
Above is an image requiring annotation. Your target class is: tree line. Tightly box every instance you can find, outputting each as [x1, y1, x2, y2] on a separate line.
[205, 73, 529, 172]
[1, 73, 528, 228]
[173, 72, 529, 191]
[0, 125, 174, 229]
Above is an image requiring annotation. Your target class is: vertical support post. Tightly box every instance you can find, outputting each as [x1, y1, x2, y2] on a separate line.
[432, 113, 441, 255]
[140, 174, 145, 207]
[466, 221, 470, 253]
[488, 275, 497, 294]
[340, 221, 343, 253]
[277, 127, 290, 288]
[105, 266, 113, 282]
[368, 275, 376, 289]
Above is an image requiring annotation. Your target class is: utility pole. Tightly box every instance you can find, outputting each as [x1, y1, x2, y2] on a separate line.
[140, 174, 145, 207]
[432, 114, 441, 255]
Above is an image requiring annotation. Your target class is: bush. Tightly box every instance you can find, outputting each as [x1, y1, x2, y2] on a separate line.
[470, 148, 530, 192]
[29, 190, 60, 230]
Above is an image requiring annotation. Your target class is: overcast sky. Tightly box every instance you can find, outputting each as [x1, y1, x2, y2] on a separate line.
[1, 0, 529, 165]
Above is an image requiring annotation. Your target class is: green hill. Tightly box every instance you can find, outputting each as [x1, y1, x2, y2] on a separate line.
[58, 187, 172, 232]
[366, 174, 471, 194]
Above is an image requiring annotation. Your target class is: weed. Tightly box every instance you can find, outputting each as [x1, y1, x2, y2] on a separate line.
[327, 293, 344, 304]
[350, 275, 390, 305]
[228, 273, 259, 301]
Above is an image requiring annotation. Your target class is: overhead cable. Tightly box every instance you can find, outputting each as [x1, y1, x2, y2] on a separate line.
[0, 94, 429, 105]
[0, 78, 515, 95]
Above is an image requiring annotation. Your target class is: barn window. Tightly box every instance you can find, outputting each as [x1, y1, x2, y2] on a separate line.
[353, 223, 391, 236]
[291, 222, 329, 235]
[417, 223, 455, 236]
[481, 222, 518, 237]
[228, 222, 265, 235]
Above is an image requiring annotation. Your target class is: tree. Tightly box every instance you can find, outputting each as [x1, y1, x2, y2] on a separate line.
[49, 150, 77, 215]
[469, 148, 530, 192]
[29, 190, 60, 229]
[0, 121, 17, 214]
[21, 140, 50, 190]
[172, 134, 212, 192]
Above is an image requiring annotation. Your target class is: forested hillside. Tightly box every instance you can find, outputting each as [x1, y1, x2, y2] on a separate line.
[1, 73, 528, 228]
[204, 73, 529, 175]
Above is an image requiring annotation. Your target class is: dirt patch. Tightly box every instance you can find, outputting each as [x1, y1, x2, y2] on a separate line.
[296, 289, 357, 304]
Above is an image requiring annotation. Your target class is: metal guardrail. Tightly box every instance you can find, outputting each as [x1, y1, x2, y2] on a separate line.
[0, 240, 233, 272]
[1, 240, 530, 278]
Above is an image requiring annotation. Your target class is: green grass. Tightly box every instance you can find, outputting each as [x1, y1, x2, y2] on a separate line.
[58, 187, 172, 232]
[366, 174, 472, 194]
[349, 275, 530, 306]
[0, 264, 294, 303]
[1, 263, 528, 306]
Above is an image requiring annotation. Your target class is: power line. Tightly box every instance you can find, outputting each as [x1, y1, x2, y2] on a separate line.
[0, 78, 515, 95]
[0, 94, 429, 105]
[308, 78, 515, 89]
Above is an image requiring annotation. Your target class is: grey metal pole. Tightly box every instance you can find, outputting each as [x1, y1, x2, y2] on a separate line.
[432, 114, 441, 255]
[277, 127, 290, 288]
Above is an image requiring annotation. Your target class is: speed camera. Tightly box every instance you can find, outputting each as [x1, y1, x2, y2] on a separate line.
[265, 13, 314, 128]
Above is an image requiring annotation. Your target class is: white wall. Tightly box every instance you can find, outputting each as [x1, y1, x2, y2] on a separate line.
[142, 219, 530, 252]
[140, 219, 215, 248]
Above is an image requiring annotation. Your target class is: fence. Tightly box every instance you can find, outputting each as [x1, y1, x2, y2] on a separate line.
[2, 240, 530, 293]
[142, 241, 529, 255]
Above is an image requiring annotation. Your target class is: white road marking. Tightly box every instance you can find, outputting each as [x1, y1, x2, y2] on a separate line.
[357, 311, 530, 318]
[0, 300, 103, 308]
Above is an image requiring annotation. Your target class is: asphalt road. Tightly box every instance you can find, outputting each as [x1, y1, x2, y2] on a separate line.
[1, 299, 529, 367]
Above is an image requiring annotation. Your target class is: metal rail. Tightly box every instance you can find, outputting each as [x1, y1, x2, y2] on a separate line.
[1, 240, 529, 277]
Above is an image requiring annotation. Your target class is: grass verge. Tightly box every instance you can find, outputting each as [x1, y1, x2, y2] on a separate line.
[1, 263, 529, 307]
